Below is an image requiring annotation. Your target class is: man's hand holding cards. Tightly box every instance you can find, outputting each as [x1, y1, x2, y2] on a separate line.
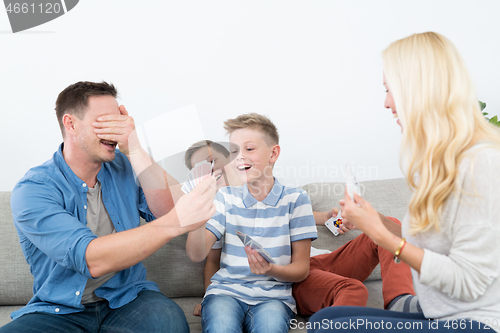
[236, 231, 276, 264]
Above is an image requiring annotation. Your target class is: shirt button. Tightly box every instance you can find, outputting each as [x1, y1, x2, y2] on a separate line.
[82, 183, 87, 188]
[84, 205, 87, 210]
[75, 291, 80, 296]
[55, 308, 60, 313]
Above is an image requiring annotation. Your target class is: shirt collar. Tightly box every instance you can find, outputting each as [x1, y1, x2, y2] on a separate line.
[242, 177, 283, 208]
[54, 143, 105, 191]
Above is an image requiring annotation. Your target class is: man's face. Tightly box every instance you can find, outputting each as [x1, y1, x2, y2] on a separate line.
[74, 95, 120, 164]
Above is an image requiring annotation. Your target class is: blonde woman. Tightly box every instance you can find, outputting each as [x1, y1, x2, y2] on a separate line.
[309, 32, 500, 332]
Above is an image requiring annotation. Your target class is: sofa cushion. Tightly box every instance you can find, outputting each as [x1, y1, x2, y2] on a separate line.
[143, 232, 206, 298]
[0, 192, 34, 306]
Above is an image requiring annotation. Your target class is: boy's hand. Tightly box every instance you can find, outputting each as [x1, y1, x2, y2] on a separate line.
[193, 303, 202, 316]
[314, 208, 339, 225]
[245, 247, 273, 275]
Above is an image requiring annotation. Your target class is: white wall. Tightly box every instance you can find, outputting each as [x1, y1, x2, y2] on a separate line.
[1, 0, 499, 191]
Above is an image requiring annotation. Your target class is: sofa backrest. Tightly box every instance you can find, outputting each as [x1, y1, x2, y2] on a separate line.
[143, 232, 206, 298]
[0, 178, 412, 305]
[0, 192, 34, 305]
[302, 178, 411, 222]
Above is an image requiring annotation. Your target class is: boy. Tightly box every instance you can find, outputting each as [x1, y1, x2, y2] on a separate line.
[186, 113, 317, 333]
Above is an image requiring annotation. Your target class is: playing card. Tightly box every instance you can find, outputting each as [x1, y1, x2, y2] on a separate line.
[181, 181, 193, 194]
[236, 231, 276, 264]
[182, 160, 214, 194]
[345, 165, 360, 200]
[325, 210, 343, 236]
[192, 160, 213, 185]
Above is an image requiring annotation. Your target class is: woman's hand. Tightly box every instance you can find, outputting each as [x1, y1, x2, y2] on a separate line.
[338, 200, 356, 234]
[342, 188, 388, 245]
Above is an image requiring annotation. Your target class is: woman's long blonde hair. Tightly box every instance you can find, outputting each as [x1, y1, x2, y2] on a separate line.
[383, 32, 500, 234]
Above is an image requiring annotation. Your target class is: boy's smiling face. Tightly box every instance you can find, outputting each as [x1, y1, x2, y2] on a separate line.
[229, 128, 279, 187]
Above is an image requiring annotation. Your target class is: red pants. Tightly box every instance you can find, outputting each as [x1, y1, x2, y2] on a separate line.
[292, 218, 415, 316]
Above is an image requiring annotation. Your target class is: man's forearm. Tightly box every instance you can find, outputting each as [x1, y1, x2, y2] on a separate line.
[127, 148, 181, 217]
[186, 228, 217, 263]
[85, 211, 183, 278]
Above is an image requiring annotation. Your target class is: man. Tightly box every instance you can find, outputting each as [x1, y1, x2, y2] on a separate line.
[0, 81, 216, 333]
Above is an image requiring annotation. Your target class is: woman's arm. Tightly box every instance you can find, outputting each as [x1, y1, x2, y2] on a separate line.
[342, 193, 424, 273]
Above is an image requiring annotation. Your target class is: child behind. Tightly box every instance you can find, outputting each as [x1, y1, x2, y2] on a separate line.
[186, 113, 317, 333]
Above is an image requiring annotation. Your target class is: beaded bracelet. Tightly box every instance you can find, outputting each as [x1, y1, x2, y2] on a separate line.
[394, 238, 406, 264]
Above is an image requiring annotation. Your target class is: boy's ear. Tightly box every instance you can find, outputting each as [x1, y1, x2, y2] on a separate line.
[269, 145, 280, 164]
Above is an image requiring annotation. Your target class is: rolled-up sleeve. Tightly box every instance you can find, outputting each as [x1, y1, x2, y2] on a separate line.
[137, 186, 156, 222]
[11, 175, 97, 278]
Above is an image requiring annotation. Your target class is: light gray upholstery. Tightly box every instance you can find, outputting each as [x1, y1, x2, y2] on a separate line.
[0, 178, 412, 332]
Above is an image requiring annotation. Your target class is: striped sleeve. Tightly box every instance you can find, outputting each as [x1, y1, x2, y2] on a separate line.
[289, 190, 317, 242]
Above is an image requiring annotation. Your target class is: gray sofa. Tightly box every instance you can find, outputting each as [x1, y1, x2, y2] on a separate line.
[0, 178, 411, 332]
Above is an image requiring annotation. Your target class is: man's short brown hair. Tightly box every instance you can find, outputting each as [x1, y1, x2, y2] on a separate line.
[223, 113, 279, 146]
[55, 81, 117, 137]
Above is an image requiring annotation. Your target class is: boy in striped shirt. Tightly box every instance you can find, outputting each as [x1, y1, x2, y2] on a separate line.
[186, 113, 317, 333]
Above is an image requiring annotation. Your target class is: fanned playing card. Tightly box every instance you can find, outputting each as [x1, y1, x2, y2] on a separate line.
[345, 164, 360, 200]
[181, 160, 214, 194]
[236, 230, 276, 264]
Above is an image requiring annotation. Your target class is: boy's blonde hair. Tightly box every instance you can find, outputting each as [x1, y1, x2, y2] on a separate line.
[223, 113, 279, 146]
[383, 31, 500, 235]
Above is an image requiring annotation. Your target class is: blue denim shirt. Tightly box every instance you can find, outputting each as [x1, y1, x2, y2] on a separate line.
[10, 144, 159, 320]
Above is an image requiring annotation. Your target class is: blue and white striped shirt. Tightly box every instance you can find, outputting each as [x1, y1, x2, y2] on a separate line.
[205, 178, 317, 312]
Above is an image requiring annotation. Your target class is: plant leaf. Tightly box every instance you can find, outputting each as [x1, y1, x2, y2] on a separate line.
[479, 101, 487, 111]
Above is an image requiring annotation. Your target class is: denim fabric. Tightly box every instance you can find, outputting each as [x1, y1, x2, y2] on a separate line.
[0, 291, 189, 333]
[307, 306, 492, 332]
[201, 294, 294, 333]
